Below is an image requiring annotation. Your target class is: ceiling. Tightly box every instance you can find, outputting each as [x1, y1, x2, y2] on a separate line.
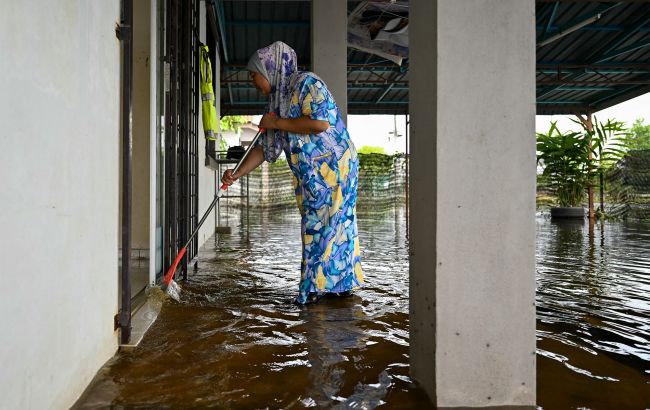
[210, 1, 650, 116]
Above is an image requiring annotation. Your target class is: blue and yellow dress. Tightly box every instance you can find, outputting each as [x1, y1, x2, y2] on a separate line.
[261, 72, 364, 304]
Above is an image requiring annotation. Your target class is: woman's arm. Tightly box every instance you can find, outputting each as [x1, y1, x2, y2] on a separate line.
[221, 145, 265, 186]
[260, 113, 329, 135]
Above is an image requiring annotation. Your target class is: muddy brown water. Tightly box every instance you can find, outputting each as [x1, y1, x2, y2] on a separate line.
[76, 208, 649, 409]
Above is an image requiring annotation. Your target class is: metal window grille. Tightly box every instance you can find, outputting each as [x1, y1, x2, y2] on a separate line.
[164, 0, 200, 281]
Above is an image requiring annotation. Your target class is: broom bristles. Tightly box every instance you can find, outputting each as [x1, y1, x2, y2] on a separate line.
[165, 279, 181, 302]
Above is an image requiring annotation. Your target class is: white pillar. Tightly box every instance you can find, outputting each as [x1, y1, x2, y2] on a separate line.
[311, 0, 348, 123]
[409, 0, 536, 408]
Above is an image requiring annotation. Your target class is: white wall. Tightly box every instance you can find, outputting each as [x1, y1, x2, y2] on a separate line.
[198, 0, 217, 245]
[0, 2, 121, 409]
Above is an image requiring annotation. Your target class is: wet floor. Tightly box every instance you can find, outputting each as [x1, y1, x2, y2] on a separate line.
[536, 216, 650, 409]
[76, 208, 650, 409]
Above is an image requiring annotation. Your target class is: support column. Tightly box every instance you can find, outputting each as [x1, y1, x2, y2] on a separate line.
[132, 0, 152, 252]
[311, 0, 348, 123]
[409, 1, 536, 408]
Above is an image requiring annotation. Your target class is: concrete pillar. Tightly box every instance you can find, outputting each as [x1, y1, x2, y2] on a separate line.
[409, 1, 536, 408]
[132, 0, 152, 251]
[311, 0, 347, 123]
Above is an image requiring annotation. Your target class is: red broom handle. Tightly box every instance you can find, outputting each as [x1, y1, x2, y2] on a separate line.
[163, 246, 186, 286]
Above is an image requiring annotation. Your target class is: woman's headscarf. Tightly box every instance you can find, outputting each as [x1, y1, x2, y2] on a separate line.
[246, 41, 298, 162]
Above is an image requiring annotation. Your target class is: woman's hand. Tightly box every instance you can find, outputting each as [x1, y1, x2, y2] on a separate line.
[221, 169, 238, 186]
[259, 112, 278, 130]
[219, 146, 266, 188]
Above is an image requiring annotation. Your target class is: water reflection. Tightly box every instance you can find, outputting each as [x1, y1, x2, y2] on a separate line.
[74, 208, 650, 408]
[75, 206, 429, 409]
[536, 214, 650, 408]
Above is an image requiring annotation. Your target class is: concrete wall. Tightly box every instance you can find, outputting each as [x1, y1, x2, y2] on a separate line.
[410, 0, 536, 407]
[132, 0, 152, 250]
[0, 2, 121, 409]
[198, 0, 217, 246]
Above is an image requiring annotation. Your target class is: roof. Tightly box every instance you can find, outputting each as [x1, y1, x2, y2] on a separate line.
[210, 1, 650, 116]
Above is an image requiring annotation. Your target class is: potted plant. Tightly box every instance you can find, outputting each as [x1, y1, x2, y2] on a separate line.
[536, 119, 627, 219]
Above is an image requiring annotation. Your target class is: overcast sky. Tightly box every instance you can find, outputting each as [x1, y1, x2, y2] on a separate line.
[346, 92, 650, 154]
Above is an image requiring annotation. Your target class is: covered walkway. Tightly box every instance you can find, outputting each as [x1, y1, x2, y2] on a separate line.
[2, 0, 649, 409]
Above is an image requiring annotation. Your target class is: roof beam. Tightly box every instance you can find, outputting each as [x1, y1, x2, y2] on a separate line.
[538, 10, 650, 99]
[536, 104, 595, 115]
[536, 3, 622, 48]
[537, 80, 649, 86]
[586, 12, 650, 63]
[594, 40, 650, 63]
[537, 2, 645, 99]
[538, 100, 586, 105]
[376, 72, 408, 104]
[537, 25, 650, 33]
[538, 69, 648, 75]
[555, 86, 613, 91]
[226, 19, 309, 27]
[588, 84, 639, 106]
[541, 1, 560, 41]
[211, 0, 229, 63]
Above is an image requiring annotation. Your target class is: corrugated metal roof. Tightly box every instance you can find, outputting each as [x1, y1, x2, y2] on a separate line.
[212, 1, 650, 116]
[536, 1, 650, 114]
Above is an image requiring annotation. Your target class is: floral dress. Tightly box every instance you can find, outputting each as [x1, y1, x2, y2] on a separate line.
[261, 72, 364, 304]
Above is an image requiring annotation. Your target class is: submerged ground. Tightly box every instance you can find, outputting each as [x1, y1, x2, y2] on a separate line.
[76, 207, 649, 408]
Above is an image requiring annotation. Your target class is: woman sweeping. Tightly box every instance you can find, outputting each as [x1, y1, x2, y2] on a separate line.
[221, 41, 364, 305]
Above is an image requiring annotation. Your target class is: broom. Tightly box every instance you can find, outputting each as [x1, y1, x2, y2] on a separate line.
[162, 126, 265, 300]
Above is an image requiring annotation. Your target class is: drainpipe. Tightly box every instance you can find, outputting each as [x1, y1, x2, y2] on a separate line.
[117, 0, 133, 345]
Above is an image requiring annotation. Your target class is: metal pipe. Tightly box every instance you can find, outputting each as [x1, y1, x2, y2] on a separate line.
[537, 13, 603, 48]
[119, 0, 133, 345]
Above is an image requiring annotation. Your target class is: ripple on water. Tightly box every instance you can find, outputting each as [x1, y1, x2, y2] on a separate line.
[75, 209, 649, 408]
[536, 216, 650, 408]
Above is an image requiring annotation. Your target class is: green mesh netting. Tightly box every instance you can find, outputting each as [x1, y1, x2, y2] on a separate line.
[605, 149, 650, 219]
[223, 153, 407, 213]
[537, 149, 650, 219]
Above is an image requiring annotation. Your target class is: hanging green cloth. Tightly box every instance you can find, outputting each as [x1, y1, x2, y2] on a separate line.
[199, 45, 219, 141]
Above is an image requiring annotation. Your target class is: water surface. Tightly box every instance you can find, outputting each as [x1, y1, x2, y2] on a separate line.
[76, 208, 650, 408]
[536, 215, 650, 408]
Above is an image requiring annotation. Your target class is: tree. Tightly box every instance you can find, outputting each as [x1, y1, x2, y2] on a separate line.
[219, 115, 248, 133]
[218, 115, 248, 151]
[537, 118, 628, 208]
[627, 118, 650, 151]
[358, 145, 386, 155]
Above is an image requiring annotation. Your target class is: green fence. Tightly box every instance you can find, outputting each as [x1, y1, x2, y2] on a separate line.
[537, 149, 650, 220]
[223, 153, 407, 213]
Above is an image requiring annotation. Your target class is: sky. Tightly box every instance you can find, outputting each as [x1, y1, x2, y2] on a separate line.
[345, 92, 650, 154]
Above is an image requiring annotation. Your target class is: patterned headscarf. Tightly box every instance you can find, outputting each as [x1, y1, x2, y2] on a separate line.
[248, 41, 298, 162]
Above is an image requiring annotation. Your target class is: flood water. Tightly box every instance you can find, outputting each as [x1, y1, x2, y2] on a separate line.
[536, 216, 650, 409]
[76, 207, 650, 409]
